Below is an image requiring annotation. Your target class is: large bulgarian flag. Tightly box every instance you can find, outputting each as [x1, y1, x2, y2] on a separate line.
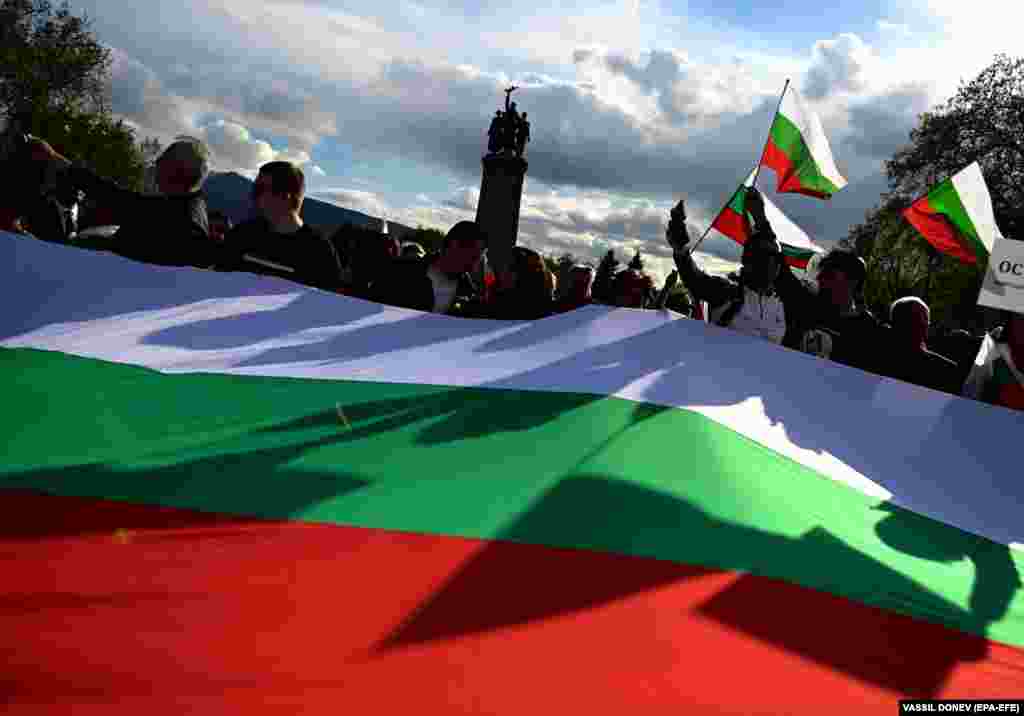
[762, 84, 848, 199]
[3, 232, 1024, 714]
[903, 162, 999, 265]
[712, 170, 824, 268]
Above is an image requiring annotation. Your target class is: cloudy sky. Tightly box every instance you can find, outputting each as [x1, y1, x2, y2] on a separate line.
[77, 0, 1017, 281]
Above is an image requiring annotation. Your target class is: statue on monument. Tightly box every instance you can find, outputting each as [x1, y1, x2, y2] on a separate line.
[487, 110, 504, 154]
[516, 112, 530, 156]
[485, 86, 530, 158]
[504, 101, 520, 151]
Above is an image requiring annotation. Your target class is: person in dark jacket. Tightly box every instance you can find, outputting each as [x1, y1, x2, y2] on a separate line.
[611, 266, 655, 309]
[667, 188, 801, 347]
[220, 161, 341, 291]
[797, 248, 890, 375]
[27, 136, 220, 268]
[668, 188, 888, 374]
[879, 296, 960, 393]
[555, 264, 595, 313]
[933, 328, 985, 390]
[487, 246, 554, 320]
[368, 220, 485, 314]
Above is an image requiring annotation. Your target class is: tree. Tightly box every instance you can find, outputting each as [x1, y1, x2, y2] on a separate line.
[592, 249, 619, 304]
[1, 0, 111, 124]
[628, 249, 644, 271]
[555, 253, 576, 299]
[0, 0, 146, 189]
[886, 54, 1024, 238]
[846, 54, 1023, 332]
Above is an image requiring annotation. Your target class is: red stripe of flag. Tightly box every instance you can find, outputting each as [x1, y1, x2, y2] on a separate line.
[4, 491, 1023, 714]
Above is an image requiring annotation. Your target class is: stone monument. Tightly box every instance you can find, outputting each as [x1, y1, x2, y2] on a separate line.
[475, 86, 530, 275]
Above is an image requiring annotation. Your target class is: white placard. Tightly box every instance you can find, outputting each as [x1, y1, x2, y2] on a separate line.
[977, 237, 1024, 314]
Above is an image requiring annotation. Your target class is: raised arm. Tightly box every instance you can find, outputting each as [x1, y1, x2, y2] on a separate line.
[666, 198, 739, 309]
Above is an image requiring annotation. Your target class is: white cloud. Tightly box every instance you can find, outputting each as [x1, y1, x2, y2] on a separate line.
[313, 188, 392, 219]
[97, 0, 1011, 268]
[311, 165, 327, 176]
[804, 33, 879, 100]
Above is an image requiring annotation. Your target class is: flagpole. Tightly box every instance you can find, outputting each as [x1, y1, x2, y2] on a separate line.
[752, 78, 790, 188]
[686, 79, 790, 259]
[685, 181, 747, 257]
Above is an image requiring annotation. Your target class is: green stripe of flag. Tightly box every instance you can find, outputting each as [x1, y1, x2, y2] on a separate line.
[4, 346, 1023, 649]
[768, 113, 843, 198]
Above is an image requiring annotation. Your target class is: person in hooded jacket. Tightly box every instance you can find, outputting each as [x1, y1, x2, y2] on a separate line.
[667, 187, 888, 375]
[666, 187, 800, 348]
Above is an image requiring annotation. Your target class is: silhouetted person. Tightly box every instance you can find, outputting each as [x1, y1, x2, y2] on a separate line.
[668, 190, 793, 345]
[0, 158, 29, 233]
[487, 245, 554, 320]
[369, 220, 485, 314]
[611, 267, 654, 309]
[487, 111, 504, 153]
[796, 249, 889, 374]
[880, 296, 959, 394]
[517, 113, 530, 156]
[934, 328, 985, 388]
[27, 135, 219, 267]
[504, 102, 520, 153]
[221, 161, 341, 291]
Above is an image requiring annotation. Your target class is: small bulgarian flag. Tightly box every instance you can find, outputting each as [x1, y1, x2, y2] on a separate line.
[903, 162, 999, 265]
[711, 171, 824, 269]
[761, 84, 847, 200]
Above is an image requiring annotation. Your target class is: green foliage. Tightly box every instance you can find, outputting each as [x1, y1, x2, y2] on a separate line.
[0, 0, 111, 120]
[847, 53, 1024, 331]
[859, 201, 984, 330]
[886, 54, 1024, 238]
[29, 106, 146, 189]
[0, 0, 146, 189]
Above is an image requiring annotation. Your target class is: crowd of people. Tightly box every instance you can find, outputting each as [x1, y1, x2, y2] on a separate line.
[6, 134, 1023, 413]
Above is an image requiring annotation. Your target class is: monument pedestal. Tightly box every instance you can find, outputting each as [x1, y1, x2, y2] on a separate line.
[475, 152, 528, 275]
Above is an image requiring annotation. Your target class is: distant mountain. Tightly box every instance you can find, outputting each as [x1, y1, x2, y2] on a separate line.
[203, 172, 392, 236]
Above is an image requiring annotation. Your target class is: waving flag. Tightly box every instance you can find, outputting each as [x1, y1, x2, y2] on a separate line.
[2, 232, 1023, 713]
[904, 162, 999, 265]
[761, 84, 848, 199]
[712, 171, 824, 268]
